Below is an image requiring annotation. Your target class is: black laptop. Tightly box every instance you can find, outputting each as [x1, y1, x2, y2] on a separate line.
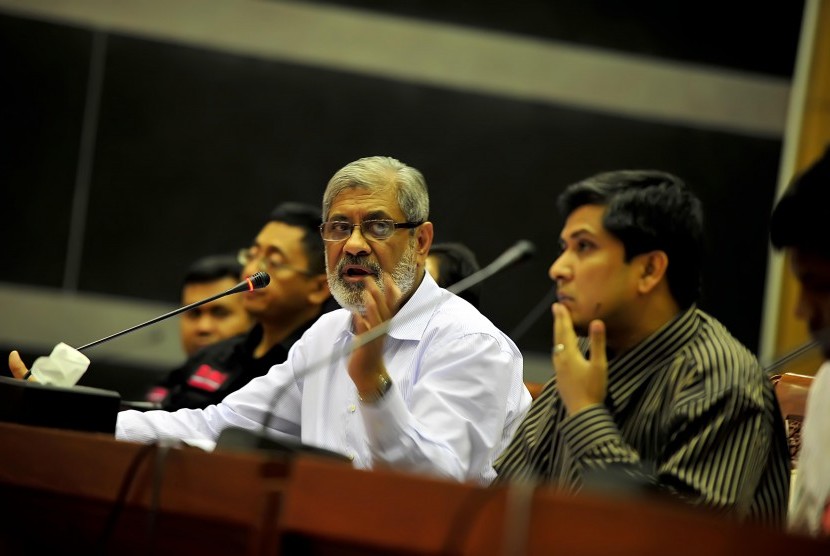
[0, 376, 121, 434]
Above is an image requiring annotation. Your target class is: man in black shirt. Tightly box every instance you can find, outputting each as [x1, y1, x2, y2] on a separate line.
[147, 202, 335, 410]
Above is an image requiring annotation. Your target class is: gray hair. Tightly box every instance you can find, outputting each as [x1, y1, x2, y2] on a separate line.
[322, 156, 429, 223]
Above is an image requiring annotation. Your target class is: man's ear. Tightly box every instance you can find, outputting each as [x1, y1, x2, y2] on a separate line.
[637, 250, 669, 294]
[416, 221, 434, 258]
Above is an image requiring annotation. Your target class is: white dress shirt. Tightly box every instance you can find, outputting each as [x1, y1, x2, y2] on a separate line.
[117, 273, 531, 484]
[789, 360, 830, 536]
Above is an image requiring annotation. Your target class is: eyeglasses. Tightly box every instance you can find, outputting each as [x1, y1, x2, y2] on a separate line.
[320, 220, 423, 242]
[236, 248, 314, 276]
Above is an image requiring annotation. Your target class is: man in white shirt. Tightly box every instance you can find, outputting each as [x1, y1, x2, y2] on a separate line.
[770, 145, 830, 536]
[23, 156, 529, 484]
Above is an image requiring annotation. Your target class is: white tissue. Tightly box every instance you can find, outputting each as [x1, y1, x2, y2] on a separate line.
[30, 342, 90, 387]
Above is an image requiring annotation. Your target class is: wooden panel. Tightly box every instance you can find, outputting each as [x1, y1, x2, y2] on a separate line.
[2, 424, 829, 555]
[278, 457, 506, 555]
[0, 422, 288, 555]
[277, 456, 830, 556]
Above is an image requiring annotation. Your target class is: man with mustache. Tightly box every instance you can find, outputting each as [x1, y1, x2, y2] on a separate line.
[494, 170, 790, 526]
[11, 156, 530, 484]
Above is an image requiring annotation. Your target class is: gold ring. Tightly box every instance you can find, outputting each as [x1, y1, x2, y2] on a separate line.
[552, 343, 566, 355]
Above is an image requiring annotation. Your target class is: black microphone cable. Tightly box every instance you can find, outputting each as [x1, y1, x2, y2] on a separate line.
[95, 442, 159, 555]
[508, 285, 558, 343]
[144, 439, 175, 556]
[763, 338, 821, 377]
[92, 438, 177, 556]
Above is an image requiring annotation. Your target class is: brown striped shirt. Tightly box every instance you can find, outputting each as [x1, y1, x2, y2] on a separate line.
[495, 306, 790, 526]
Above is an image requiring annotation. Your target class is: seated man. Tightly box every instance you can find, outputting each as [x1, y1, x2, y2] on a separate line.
[11, 156, 531, 484]
[426, 242, 482, 308]
[495, 170, 790, 526]
[769, 145, 830, 536]
[178, 253, 254, 357]
[145, 202, 336, 410]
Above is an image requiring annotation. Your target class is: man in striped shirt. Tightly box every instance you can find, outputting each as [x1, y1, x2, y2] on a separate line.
[495, 170, 790, 526]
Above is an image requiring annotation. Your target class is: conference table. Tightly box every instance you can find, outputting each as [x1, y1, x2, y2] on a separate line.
[0, 422, 827, 555]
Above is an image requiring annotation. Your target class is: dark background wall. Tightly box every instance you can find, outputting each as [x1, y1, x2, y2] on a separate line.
[0, 1, 806, 396]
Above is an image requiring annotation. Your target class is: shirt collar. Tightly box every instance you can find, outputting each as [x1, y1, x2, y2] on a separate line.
[336, 271, 440, 343]
[386, 271, 440, 341]
[604, 305, 701, 412]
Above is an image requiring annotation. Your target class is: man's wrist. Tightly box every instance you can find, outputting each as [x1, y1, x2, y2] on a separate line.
[357, 373, 392, 404]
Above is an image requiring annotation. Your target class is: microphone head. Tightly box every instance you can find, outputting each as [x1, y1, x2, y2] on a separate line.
[248, 271, 271, 290]
[511, 239, 536, 263]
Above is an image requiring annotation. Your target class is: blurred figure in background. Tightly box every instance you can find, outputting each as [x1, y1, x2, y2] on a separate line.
[426, 242, 482, 308]
[770, 145, 830, 537]
[178, 253, 254, 357]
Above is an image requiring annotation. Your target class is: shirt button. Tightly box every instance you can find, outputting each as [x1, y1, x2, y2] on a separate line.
[348, 453, 355, 461]
[347, 404, 356, 413]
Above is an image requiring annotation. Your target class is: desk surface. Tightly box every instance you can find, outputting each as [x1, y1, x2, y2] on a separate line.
[1, 422, 828, 556]
[0, 422, 290, 555]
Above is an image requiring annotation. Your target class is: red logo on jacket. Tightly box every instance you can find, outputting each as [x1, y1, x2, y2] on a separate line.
[187, 365, 230, 392]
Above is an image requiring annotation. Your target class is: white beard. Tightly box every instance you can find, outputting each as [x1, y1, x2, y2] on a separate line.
[327, 240, 418, 314]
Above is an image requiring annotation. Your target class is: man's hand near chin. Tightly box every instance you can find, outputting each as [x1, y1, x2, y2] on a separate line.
[349, 276, 400, 398]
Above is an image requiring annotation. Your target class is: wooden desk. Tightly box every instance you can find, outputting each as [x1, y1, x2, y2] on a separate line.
[277, 457, 830, 556]
[0, 422, 289, 555]
[2, 422, 829, 555]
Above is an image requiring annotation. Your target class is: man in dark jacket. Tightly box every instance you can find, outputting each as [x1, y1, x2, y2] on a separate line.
[147, 202, 335, 410]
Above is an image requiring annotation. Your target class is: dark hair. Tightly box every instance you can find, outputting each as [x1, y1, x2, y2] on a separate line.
[557, 170, 704, 308]
[183, 254, 242, 286]
[267, 202, 325, 274]
[770, 146, 830, 258]
[429, 242, 482, 308]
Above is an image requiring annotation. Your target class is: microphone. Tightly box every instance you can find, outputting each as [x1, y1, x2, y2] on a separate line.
[763, 337, 821, 376]
[5, 272, 272, 435]
[76, 271, 270, 352]
[216, 240, 536, 456]
[21, 272, 270, 385]
[446, 239, 535, 297]
[353, 239, 537, 351]
[508, 285, 558, 342]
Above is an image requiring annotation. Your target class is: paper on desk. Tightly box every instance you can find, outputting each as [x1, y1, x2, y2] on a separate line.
[182, 438, 217, 452]
[30, 342, 90, 387]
